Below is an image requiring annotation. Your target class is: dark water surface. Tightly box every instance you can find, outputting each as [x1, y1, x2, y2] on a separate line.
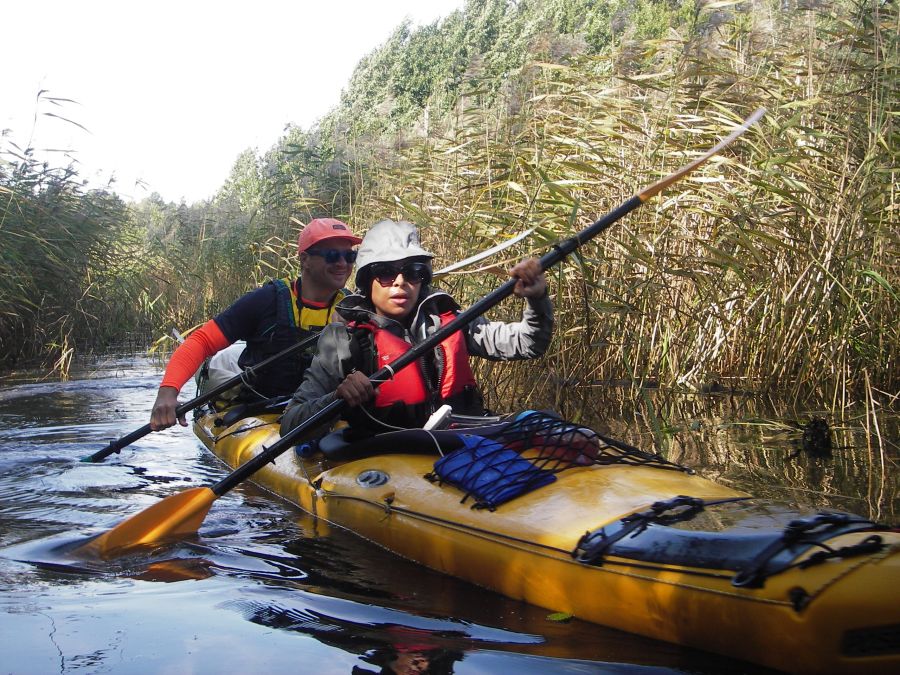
[0, 355, 896, 674]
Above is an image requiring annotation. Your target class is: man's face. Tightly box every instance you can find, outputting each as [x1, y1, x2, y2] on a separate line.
[301, 239, 355, 290]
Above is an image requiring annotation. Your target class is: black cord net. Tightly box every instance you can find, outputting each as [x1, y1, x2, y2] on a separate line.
[427, 411, 690, 511]
[492, 410, 690, 474]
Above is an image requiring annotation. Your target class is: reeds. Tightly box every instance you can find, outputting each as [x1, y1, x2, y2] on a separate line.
[0, 123, 152, 375]
[339, 0, 898, 410]
[2, 1, 894, 413]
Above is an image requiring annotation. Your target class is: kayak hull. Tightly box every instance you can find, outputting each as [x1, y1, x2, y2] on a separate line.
[194, 412, 900, 674]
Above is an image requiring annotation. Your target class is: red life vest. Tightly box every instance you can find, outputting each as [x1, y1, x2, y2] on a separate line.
[359, 311, 478, 409]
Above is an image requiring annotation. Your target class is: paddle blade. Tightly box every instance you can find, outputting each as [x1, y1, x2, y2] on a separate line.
[82, 487, 217, 557]
[638, 108, 765, 202]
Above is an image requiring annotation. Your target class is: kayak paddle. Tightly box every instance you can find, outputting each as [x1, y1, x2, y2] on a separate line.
[81, 333, 320, 463]
[82, 229, 536, 464]
[81, 109, 764, 556]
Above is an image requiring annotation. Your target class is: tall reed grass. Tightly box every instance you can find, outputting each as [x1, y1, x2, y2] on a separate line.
[338, 0, 897, 411]
[0, 123, 153, 375]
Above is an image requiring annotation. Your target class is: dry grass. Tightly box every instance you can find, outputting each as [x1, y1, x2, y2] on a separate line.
[341, 1, 898, 411]
[3, 2, 894, 413]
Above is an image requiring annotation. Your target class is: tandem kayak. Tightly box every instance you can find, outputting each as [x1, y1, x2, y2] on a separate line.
[193, 408, 900, 674]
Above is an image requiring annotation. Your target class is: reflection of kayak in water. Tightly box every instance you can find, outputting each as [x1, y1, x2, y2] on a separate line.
[229, 599, 468, 675]
[193, 408, 900, 675]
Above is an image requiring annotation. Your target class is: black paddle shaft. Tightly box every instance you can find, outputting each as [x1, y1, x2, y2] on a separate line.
[211, 196, 643, 496]
[84, 332, 320, 463]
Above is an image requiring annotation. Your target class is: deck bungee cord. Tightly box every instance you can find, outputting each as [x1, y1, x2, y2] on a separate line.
[424, 410, 691, 510]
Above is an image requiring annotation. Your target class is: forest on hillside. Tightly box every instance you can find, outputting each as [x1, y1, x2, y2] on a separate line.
[1, 0, 896, 411]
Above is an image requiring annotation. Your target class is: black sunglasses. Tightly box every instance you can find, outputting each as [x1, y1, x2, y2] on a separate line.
[306, 249, 358, 264]
[370, 261, 432, 287]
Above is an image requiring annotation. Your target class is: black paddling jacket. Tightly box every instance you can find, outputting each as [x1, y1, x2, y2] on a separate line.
[237, 278, 345, 398]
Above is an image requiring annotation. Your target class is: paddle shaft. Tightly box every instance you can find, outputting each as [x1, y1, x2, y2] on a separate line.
[211, 197, 647, 495]
[83, 231, 541, 465]
[84, 333, 319, 463]
[210, 107, 768, 496]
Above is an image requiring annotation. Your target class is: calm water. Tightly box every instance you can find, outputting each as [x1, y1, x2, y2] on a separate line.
[0, 355, 896, 674]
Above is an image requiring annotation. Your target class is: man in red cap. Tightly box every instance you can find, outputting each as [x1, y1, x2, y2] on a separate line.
[150, 218, 362, 430]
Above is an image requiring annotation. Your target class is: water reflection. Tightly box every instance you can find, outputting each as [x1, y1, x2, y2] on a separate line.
[132, 557, 215, 582]
[0, 355, 892, 673]
[228, 599, 476, 674]
[538, 388, 899, 521]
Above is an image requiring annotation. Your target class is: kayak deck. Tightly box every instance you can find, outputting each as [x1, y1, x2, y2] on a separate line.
[194, 411, 900, 674]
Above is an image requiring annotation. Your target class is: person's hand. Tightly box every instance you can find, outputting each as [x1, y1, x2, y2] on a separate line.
[509, 257, 546, 298]
[150, 386, 186, 430]
[336, 370, 375, 407]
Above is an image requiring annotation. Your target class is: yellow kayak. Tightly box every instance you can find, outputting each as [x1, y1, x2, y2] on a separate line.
[194, 409, 900, 674]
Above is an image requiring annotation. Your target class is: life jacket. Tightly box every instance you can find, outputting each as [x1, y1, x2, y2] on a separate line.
[344, 311, 483, 431]
[239, 278, 345, 398]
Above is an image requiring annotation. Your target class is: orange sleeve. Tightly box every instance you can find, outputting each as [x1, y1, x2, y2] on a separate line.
[159, 320, 232, 391]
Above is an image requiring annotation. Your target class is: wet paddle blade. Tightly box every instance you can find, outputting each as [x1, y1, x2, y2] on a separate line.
[82, 487, 217, 557]
[433, 227, 535, 278]
[638, 108, 765, 202]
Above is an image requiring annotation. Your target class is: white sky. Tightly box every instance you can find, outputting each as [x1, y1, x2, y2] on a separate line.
[3, 0, 465, 204]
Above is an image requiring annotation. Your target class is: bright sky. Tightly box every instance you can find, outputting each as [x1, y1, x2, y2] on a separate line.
[3, 0, 465, 204]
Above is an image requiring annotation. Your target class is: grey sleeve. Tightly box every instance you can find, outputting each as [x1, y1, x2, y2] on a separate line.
[279, 324, 346, 436]
[464, 292, 554, 361]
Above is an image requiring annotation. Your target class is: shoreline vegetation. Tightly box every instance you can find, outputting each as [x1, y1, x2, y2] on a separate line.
[1, 1, 896, 415]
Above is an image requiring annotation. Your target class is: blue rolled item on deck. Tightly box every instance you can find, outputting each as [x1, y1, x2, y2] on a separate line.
[295, 439, 319, 458]
[431, 434, 556, 510]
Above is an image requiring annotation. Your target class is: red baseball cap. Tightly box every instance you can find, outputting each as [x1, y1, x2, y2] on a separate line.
[297, 218, 362, 253]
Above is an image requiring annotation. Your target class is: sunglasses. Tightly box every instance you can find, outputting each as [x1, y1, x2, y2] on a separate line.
[306, 248, 358, 264]
[370, 261, 432, 286]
